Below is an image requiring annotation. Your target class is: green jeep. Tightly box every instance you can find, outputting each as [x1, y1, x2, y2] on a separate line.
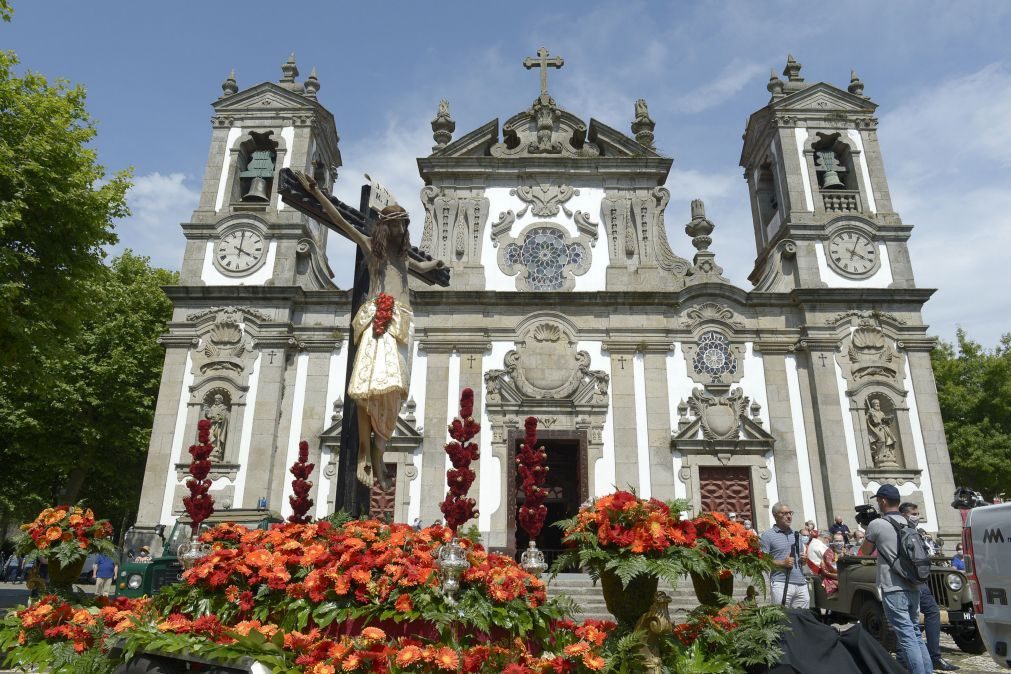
[116, 509, 281, 598]
[810, 555, 984, 654]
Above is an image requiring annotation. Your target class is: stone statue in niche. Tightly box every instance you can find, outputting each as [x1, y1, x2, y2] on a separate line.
[866, 398, 900, 468]
[202, 393, 230, 462]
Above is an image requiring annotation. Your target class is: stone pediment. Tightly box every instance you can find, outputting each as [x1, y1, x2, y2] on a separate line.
[773, 82, 877, 114]
[671, 387, 774, 455]
[491, 104, 601, 158]
[587, 118, 664, 158]
[320, 398, 422, 453]
[428, 120, 499, 158]
[212, 82, 319, 113]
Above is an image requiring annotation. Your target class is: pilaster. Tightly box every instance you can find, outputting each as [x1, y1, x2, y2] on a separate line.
[419, 347, 451, 525]
[606, 343, 639, 492]
[643, 347, 675, 500]
[756, 349, 805, 516]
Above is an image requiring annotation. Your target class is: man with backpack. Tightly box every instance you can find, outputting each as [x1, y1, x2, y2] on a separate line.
[859, 484, 933, 674]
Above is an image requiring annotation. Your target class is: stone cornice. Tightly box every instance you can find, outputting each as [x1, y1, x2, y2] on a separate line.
[157, 334, 201, 348]
[417, 156, 673, 183]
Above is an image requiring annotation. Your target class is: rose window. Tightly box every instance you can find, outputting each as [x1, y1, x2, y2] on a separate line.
[503, 227, 587, 291]
[693, 331, 738, 377]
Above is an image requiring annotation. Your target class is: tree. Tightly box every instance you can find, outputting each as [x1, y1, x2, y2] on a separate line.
[0, 252, 177, 535]
[0, 48, 130, 377]
[931, 329, 1011, 500]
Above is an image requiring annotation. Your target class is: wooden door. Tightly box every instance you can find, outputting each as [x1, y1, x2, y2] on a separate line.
[698, 466, 753, 522]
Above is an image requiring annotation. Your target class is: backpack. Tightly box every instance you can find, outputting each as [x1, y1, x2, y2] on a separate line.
[881, 515, 932, 583]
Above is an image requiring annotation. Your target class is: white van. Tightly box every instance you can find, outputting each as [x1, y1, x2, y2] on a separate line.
[963, 502, 1011, 669]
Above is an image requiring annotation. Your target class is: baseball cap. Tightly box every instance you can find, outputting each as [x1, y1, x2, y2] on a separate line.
[873, 484, 900, 501]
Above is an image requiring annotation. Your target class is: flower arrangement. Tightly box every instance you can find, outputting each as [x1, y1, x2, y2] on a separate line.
[516, 416, 548, 540]
[183, 418, 216, 529]
[439, 387, 479, 533]
[15, 504, 116, 578]
[287, 439, 315, 524]
[372, 292, 395, 338]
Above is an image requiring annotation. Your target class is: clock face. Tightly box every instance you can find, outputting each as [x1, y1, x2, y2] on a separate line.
[216, 228, 265, 274]
[828, 230, 877, 277]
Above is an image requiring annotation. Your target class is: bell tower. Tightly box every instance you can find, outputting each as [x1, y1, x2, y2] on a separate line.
[178, 55, 341, 290]
[741, 55, 915, 291]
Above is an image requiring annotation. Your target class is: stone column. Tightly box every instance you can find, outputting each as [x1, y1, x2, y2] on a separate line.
[135, 338, 197, 531]
[756, 347, 806, 515]
[643, 346, 675, 500]
[455, 343, 489, 526]
[607, 345, 640, 492]
[905, 345, 962, 535]
[240, 338, 290, 511]
[419, 346, 451, 525]
[803, 340, 853, 526]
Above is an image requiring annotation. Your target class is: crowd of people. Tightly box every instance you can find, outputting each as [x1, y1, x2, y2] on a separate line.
[760, 485, 962, 672]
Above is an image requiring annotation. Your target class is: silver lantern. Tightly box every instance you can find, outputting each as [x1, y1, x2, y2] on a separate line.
[520, 540, 548, 577]
[435, 538, 470, 603]
[177, 534, 212, 570]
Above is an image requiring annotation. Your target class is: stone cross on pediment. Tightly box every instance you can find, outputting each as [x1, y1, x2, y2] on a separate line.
[523, 47, 564, 98]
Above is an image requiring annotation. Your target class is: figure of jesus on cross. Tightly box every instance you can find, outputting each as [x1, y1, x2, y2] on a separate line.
[294, 171, 445, 489]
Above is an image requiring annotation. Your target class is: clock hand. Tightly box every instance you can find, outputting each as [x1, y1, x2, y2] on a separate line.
[849, 250, 871, 262]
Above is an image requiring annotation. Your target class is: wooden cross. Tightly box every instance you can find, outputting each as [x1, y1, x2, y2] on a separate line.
[617, 355, 628, 370]
[467, 354, 476, 369]
[523, 47, 564, 97]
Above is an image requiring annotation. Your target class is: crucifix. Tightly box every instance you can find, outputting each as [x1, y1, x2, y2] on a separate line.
[266, 350, 277, 365]
[466, 354, 476, 369]
[279, 168, 450, 517]
[523, 47, 564, 97]
[818, 353, 828, 367]
[616, 355, 628, 370]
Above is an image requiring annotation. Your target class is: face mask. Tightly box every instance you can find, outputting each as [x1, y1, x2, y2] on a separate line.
[907, 515, 920, 525]
[831, 542, 844, 550]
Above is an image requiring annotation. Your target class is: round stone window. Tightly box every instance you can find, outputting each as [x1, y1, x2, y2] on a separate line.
[504, 226, 587, 291]
[692, 331, 738, 377]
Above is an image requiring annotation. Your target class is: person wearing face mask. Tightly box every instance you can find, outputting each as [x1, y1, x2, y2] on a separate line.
[898, 502, 959, 671]
[820, 532, 845, 596]
[951, 543, 965, 571]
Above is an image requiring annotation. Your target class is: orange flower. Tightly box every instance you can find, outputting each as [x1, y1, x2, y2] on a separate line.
[46, 526, 62, 541]
[394, 594, 413, 613]
[434, 646, 459, 671]
[360, 626, 385, 643]
[396, 644, 423, 666]
[340, 653, 360, 671]
[582, 653, 606, 670]
[225, 585, 240, 602]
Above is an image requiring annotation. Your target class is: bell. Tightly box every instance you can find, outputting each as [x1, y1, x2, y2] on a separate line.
[821, 170, 845, 190]
[243, 176, 270, 202]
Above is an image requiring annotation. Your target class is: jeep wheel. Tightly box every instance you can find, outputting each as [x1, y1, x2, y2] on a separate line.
[951, 625, 986, 654]
[858, 599, 897, 652]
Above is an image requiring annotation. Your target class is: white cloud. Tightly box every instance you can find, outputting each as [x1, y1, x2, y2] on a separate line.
[671, 61, 768, 114]
[881, 63, 1011, 345]
[111, 172, 199, 270]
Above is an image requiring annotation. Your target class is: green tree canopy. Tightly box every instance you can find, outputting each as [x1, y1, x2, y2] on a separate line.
[0, 48, 130, 375]
[932, 329, 1011, 500]
[0, 252, 177, 535]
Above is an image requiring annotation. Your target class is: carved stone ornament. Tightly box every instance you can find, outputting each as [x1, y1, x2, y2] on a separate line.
[484, 321, 608, 402]
[835, 315, 904, 386]
[680, 303, 746, 332]
[419, 186, 490, 262]
[202, 390, 231, 462]
[680, 329, 747, 389]
[490, 99, 601, 159]
[686, 388, 749, 441]
[498, 223, 592, 292]
[511, 184, 578, 218]
[600, 189, 689, 276]
[671, 387, 775, 455]
[189, 307, 260, 377]
[865, 395, 901, 468]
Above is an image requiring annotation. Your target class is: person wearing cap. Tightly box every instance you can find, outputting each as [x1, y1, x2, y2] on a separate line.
[859, 484, 933, 674]
[134, 547, 152, 563]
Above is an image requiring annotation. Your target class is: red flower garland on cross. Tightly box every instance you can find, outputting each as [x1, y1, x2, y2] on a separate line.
[372, 293, 395, 338]
[287, 440, 315, 524]
[439, 387, 480, 533]
[183, 419, 215, 530]
[516, 416, 548, 540]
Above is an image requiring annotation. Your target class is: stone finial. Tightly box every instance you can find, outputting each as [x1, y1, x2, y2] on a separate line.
[331, 397, 344, 424]
[220, 69, 238, 98]
[431, 99, 456, 151]
[279, 53, 300, 91]
[684, 199, 727, 284]
[767, 68, 785, 99]
[783, 54, 804, 82]
[848, 69, 865, 97]
[631, 98, 656, 151]
[303, 66, 320, 99]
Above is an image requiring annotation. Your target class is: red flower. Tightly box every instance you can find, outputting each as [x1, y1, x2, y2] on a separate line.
[439, 388, 480, 533]
[372, 293, 395, 338]
[288, 440, 315, 524]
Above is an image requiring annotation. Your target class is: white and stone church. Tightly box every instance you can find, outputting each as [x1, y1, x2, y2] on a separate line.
[134, 51, 961, 557]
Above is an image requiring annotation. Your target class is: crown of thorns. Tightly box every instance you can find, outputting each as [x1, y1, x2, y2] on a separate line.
[377, 209, 409, 223]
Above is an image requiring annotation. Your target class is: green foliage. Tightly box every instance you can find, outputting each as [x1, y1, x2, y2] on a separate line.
[931, 329, 1011, 499]
[0, 49, 130, 375]
[0, 252, 177, 530]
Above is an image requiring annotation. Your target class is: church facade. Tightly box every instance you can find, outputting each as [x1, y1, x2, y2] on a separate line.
[133, 53, 961, 557]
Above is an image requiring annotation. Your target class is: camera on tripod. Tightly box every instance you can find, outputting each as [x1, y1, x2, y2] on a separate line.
[854, 503, 879, 528]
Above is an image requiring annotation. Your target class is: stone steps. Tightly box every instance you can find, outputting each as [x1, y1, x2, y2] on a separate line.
[545, 572, 753, 623]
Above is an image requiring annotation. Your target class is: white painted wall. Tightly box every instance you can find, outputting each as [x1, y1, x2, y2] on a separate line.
[739, 344, 779, 508]
[315, 342, 349, 519]
[201, 240, 277, 286]
[482, 185, 607, 292]
[846, 129, 877, 214]
[406, 342, 428, 525]
[280, 352, 310, 518]
[815, 242, 893, 288]
[665, 345, 694, 500]
[478, 342, 512, 532]
[214, 127, 242, 213]
[784, 354, 818, 523]
[631, 352, 651, 499]
[794, 128, 815, 212]
[578, 341, 615, 496]
[834, 358, 869, 506]
[900, 357, 938, 532]
[160, 352, 196, 526]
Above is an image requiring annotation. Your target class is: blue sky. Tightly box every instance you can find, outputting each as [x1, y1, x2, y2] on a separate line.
[6, 1, 1011, 346]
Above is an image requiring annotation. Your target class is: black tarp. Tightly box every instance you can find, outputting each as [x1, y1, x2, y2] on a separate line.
[765, 609, 906, 673]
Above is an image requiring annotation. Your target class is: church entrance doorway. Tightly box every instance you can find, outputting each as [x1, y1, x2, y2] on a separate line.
[698, 466, 753, 522]
[507, 429, 589, 570]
